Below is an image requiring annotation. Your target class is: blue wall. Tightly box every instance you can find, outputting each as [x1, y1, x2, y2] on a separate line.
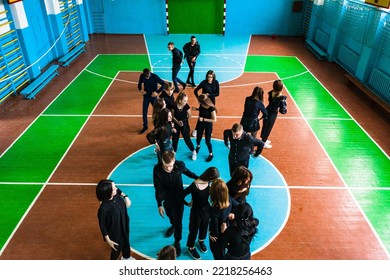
[225, 0, 297, 35]
[87, 0, 166, 34]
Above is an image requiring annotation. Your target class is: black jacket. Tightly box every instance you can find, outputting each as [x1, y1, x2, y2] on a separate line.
[153, 160, 198, 207]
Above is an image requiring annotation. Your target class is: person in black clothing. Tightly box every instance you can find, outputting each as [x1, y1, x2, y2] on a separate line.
[226, 166, 253, 205]
[192, 70, 220, 137]
[138, 68, 165, 134]
[168, 42, 186, 93]
[180, 167, 220, 259]
[223, 123, 267, 176]
[153, 151, 198, 257]
[171, 92, 197, 160]
[158, 81, 175, 110]
[260, 79, 288, 147]
[96, 179, 132, 260]
[194, 70, 220, 105]
[240, 86, 268, 139]
[209, 178, 238, 260]
[147, 108, 176, 162]
[192, 94, 217, 162]
[221, 202, 259, 260]
[183, 36, 201, 87]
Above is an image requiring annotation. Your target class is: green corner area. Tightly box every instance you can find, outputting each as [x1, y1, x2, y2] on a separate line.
[0, 184, 43, 248]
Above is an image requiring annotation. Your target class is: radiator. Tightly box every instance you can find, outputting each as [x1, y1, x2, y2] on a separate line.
[314, 29, 330, 50]
[337, 45, 359, 72]
[368, 69, 390, 103]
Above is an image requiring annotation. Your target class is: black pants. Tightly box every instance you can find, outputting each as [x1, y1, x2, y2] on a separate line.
[261, 112, 277, 142]
[164, 200, 184, 243]
[186, 206, 209, 247]
[142, 95, 156, 128]
[196, 121, 213, 153]
[229, 159, 249, 177]
[110, 235, 131, 260]
[209, 234, 224, 260]
[172, 67, 185, 92]
[172, 120, 195, 152]
[186, 58, 196, 84]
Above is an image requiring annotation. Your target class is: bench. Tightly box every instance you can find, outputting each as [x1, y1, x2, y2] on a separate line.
[58, 43, 86, 67]
[305, 39, 327, 60]
[345, 73, 390, 117]
[20, 64, 59, 100]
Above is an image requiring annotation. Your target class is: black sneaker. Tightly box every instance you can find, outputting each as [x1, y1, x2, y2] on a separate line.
[206, 154, 213, 162]
[164, 226, 174, 238]
[198, 241, 207, 253]
[188, 247, 200, 260]
[139, 127, 148, 134]
[174, 242, 181, 257]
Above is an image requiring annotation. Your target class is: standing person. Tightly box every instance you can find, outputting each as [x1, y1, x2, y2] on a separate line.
[223, 123, 268, 176]
[221, 202, 259, 260]
[147, 108, 176, 162]
[192, 94, 217, 162]
[192, 70, 220, 137]
[96, 179, 132, 260]
[153, 151, 198, 257]
[260, 79, 288, 148]
[208, 178, 237, 260]
[226, 166, 253, 205]
[180, 167, 220, 259]
[171, 92, 197, 160]
[240, 86, 268, 139]
[167, 42, 186, 93]
[137, 68, 165, 134]
[183, 35, 201, 87]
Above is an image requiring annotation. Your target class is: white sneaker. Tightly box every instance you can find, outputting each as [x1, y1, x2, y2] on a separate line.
[191, 130, 197, 137]
[192, 150, 197, 160]
[266, 140, 271, 144]
[264, 143, 272, 149]
[121, 256, 136, 260]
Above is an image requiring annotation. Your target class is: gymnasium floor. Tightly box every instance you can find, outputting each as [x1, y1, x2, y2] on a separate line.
[0, 34, 389, 260]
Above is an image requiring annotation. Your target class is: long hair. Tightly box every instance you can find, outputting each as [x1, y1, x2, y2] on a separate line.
[205, 70, 216, 82]
[251, 86, 264, 102]
[229, 166, 253, 188]
[234, 202, 259, 241]
[174, 91, 188, 106]
[155, 108, 171, 128]
[199, 167, 220, 181]
[209, 178, 230, 209]
[152, 98, 166, 127]
[198, 93, 215, 109]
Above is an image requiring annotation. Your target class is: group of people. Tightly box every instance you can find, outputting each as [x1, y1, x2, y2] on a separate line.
[152, 151, 259, 260]
[96, 36, 288, 260]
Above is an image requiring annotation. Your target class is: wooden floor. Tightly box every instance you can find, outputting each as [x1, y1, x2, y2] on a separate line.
[0, 34, 389, 260]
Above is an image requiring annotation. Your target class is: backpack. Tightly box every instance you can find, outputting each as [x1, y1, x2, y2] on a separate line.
[279, 96, 287, 114]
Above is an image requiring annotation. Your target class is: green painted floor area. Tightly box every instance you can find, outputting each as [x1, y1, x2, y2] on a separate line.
[352, 189, 390, 253]
[44, 55, 150, 115]
[0, 116, 87, 183]
[308, 119, 390, 187]
[0, 184, 42, 248]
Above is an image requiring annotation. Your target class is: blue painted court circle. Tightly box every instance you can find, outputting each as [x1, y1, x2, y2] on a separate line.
[109, 139, 290, 260]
